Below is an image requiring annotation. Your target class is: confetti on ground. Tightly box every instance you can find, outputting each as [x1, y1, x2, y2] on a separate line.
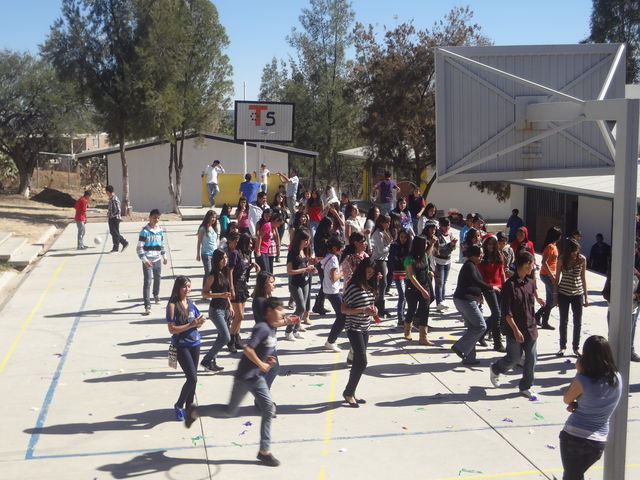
[459, 468, 483, 475]
[415, 408, 425, 411]
[446, 425, 454, 429]
[546, 444, 556, 449]
[502, 417, 513, 423]
[534, 412, 545, 420]
[243, 421, 253, 426]
[564, 359, 572, 364]
[528, 394, 538, 401]
[239, 430, 248, 435]
[442, 354, 450, 358]
[190, 435, 205, 445]
[402, 426, 408, 430]
[232, 442, 243, 447]
[438, 336, 444, 340]
[338, 448, 347, 452]
[53, 353, 63, 357]
[309, 383, 325, 387]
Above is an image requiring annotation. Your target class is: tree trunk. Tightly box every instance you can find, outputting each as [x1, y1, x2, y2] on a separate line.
[18, 168, 32, 198]
[168, 142, 178, 214]
[422, 170, 437, 200]
[119, 138, 131, 216]
[176, 132, 185, 212]
[311, 154, 317, 190]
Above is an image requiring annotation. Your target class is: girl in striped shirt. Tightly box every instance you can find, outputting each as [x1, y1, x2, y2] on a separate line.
[341, 257, 378, 407]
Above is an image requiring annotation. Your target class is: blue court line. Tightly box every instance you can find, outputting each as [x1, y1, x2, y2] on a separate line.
[26, 418, 640, 460]
[25, 238, 108, 460]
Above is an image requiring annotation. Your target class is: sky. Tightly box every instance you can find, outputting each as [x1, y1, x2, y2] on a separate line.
[0, 0, 593, 100]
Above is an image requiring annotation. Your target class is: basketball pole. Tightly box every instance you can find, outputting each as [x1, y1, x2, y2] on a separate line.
[604, 97, 639, 480]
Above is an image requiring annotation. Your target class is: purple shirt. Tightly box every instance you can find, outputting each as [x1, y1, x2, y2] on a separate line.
[375, 179, 398, 203]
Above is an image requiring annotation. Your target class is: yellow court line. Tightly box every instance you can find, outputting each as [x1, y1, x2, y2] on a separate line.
[434, 463, 640, 480]
[0, 258, 68, 373]
[317, 351, 339, 480]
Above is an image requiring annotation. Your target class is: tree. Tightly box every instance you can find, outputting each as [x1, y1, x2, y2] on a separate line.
[43, 0, 148, 215]
[136, 0, 233, 213]
[0, 51, 75, 196]
[259, 57, 289, 102]
[284, 0, 361, 190]
[586, 0, 640, 83]
[351, 7, 487, 198]
[468, 181, 511, 202]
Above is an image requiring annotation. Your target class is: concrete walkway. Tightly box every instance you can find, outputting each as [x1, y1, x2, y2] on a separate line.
[0, 220, 638, 480]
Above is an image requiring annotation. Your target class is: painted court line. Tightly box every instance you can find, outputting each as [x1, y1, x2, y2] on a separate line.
[317, 351, 339, 480]
[25, 245, 107, 459]
[0, 258, 68, 373]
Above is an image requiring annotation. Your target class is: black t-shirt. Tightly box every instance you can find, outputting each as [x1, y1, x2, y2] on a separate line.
[235, 321, 277, 380]
[252, 297, 266, 324]
[208, 274, 229, 310]
[287, 250, 309, 287]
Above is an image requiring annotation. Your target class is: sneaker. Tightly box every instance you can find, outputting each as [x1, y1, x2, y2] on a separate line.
[201, 360, 224, 372]
[142, 305, 151, 316]
[257, 452, 280, 467]
[540, 323, 555, 330]
[489, 363, 501, 387]
[324, 341, 342, 352]
[284, 332, 295, 341]
[174, 407, 185, 421]
[121, 242, 129, 253]
[631, 352, 640, 362]
[450, 344, 465, 360]
[520, 389, 537, 400]
[293, 331, 304, 339]
[154, 295, 160, 304]
[184, 404, 198, 428]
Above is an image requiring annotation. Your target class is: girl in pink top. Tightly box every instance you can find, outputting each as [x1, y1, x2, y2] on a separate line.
[236, 197, 250, 233]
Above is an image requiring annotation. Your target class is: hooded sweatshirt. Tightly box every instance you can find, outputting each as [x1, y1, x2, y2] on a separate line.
[510, 226, 536, 262]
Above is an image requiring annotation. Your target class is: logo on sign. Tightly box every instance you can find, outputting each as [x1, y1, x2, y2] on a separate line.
[248, 105, 276, 127]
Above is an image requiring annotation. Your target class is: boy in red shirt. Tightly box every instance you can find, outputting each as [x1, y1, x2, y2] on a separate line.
[74, 190, 92, 250]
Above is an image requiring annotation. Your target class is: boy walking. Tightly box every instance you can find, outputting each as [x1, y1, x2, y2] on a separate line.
[106, 185, 128, 252]
[185, 297, 296, 467]
[74, 190, 92, 249]
[137, 209, 168, 315]
[490, 251, 544, 398]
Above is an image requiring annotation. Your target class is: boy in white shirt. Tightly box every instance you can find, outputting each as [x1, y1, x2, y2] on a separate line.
[321, 236, 345, 352]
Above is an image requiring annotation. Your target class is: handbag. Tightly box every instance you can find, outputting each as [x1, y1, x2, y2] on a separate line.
[168, 344, 178, 369]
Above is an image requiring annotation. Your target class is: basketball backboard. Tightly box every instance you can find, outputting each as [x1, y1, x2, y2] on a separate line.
[234, 101, 294, 143]
[435, 44, 625, 182]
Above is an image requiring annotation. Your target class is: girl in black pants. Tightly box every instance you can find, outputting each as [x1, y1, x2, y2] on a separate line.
[341, 258, 378, 407]
[403, 235, 435, 345]
[166, 276, 206, 421]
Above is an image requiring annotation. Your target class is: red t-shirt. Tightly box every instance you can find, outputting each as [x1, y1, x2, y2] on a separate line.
[259, 222, 272, 254]
[477, 261, 504, 287]
[74, 197, 88, 221]
[308, 205, 322, 222]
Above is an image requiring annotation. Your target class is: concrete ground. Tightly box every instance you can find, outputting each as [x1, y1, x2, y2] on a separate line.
[0, 220, 638, 480]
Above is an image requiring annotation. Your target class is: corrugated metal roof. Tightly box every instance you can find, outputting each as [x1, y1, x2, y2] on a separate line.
[76, 131, 318, 159]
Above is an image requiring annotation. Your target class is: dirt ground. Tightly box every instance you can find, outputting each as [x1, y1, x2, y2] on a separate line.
[0, 170, 180, 243]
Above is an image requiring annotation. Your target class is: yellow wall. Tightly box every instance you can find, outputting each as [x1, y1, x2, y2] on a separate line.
[201, 174, 284, 206]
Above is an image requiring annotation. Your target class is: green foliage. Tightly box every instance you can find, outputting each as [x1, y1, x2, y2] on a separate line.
[43, 0, 149, 214]
[586, 0, 640, 83]
[351, 7, 488, 196]
[259, 58, 289, 102]
[0, 51, 75, 195]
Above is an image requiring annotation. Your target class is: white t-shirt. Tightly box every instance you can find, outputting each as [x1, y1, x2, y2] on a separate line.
[321, 253, 341, 294]
[206, 164, 224, 184]
[259, 167, 270, 184]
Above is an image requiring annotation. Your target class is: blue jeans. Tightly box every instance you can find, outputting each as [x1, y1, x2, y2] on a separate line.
[207, 182, 219, 206]
[492, 335, 537, 391]
[201, 253, 213, 288]
[435, 263, 451, 304]
[287, 282, 310, 333]
[452, 298, 486, 362]
[76, 220, 85, 248]
[326, 293, 345, 344]
[395, 278, 406, 322]
[559, 430, 605, 480]
[202, 308, 231, 363]
[537, 273, 554, 325]
[260, 183, 268, 194]
[176, 345, 199, 409]
[210, 375, 273, 451]
[142, 260, 162, 308]
[380, 202, 393, 214]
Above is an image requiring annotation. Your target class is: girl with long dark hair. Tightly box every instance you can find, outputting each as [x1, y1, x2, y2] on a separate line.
[391, 196, 415, 236]
[311, 217, 334, 315]
[341, 257, 378, 407]
[307, 188, 323, 237]
[344, 203, 364, 239]
[219, 204, 231, 235]
[228, 233, 260, 352]
[196, 210, 218, 288]
[363, 206, 380, 254]
[560, 335, 622, 479]
[341, 232, 369, 290]
[235, 197, 250, 235]
[167, 275, 206, 421]
[554, 238, 588, 357]
[255, 210, 283, 274]
[252, 271, 282, 391]
[389, 229, 411, 328]
[536, 226, 562, 330]
[371, 214, 392, 317]
[201, 250, 234, 367]
[477, 235, 506, 352]
[403, 235, 435, 345]
[285, 230, 317, 340]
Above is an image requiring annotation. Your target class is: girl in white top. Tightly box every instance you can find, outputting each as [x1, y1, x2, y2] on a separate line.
[371, 214, 393, 316]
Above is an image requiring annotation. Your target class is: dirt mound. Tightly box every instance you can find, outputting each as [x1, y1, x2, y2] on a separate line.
[32, 188, 77, 208]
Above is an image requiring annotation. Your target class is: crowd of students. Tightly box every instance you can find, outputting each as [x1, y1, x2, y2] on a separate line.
[125, 171, 626, 474]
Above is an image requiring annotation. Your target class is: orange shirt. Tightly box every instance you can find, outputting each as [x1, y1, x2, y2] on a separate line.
[541, 244, 558, 276]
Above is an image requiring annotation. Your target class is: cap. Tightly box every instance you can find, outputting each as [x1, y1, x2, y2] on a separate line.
[425, 219, 439, 228]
